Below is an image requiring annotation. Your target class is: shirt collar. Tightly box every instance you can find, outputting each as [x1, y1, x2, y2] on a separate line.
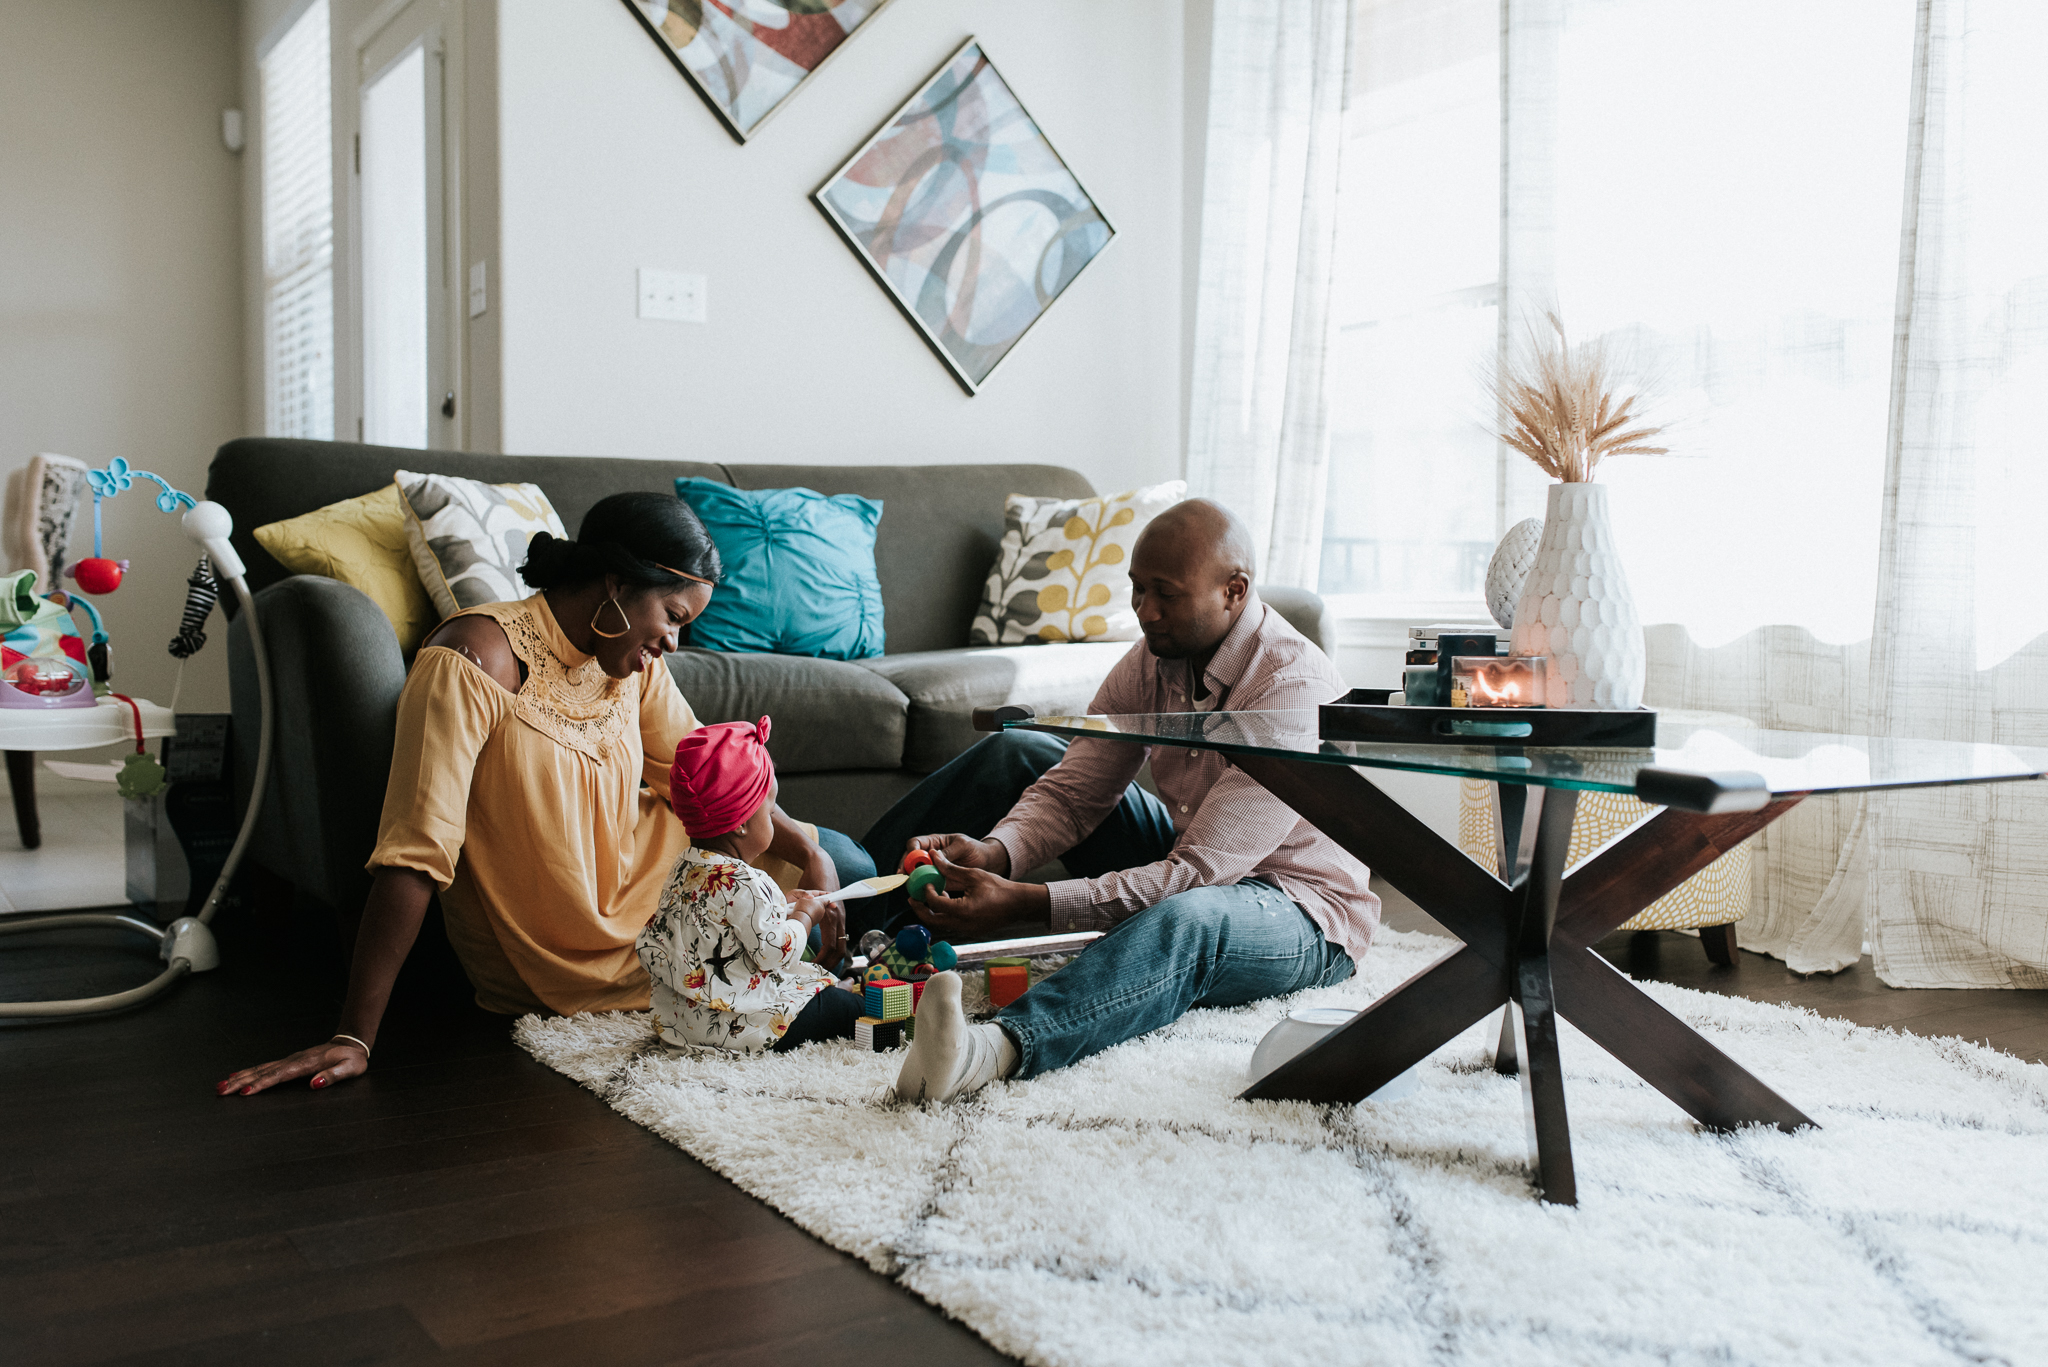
[1190, 589, 1265, 698]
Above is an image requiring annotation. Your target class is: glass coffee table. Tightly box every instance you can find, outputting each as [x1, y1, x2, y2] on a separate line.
[1001, 708, 2048, 1205]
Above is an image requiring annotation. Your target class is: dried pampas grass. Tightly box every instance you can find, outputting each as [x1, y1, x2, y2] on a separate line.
[1492, 316, 1667, 482]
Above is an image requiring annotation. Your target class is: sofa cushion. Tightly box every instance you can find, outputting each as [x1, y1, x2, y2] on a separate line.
[674, 478, 886, 659]
[718, 464, 1096, 655]
[666, 648, 907, 773]
[857, 642, 1133, 773]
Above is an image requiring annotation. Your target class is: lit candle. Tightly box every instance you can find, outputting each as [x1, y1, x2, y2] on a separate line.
[1453, 655, 1548, 708]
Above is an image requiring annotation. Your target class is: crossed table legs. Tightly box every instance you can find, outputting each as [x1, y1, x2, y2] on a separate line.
[1232, 755, 1815, 1206]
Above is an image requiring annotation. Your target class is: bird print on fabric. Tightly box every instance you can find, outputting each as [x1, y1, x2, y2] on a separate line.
[637, 846, 831, 1054]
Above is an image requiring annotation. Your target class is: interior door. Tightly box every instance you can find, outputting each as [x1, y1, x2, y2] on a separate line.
[355, 0, 457, 450]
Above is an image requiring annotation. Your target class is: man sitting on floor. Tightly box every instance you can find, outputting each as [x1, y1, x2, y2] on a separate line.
[861, 498, 1380, 1103]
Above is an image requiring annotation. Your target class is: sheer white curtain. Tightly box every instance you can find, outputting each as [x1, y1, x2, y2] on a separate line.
[1862, 0, 2048, 987]
[1503, 0, 2048, 984]
[1186, 0, 1353, 589]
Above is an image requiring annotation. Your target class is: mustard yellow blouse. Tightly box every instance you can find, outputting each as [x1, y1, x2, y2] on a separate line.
[368, 594, 697, 1015]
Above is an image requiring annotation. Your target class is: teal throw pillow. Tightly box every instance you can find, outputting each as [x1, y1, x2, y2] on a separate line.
[674, 479, 885, 660]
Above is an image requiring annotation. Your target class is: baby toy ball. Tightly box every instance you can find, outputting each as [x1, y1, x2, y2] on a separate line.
[71, 558, 127, 595]
[905, 864, 946, 904]
[907, 962, 934, 981]
[858, 929, 891, 961]
[900, 849, 934, 875]
[929, 941, 959, 971]
[895, 923, 933, 960]
[863, 962, 894, 985]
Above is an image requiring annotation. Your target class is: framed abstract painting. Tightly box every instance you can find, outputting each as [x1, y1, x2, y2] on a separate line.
[621, 0, 896, 143]
[814, 38, 1116, 394]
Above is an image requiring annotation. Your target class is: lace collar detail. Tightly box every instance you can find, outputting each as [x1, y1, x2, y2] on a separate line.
[476, 594, 635, 761]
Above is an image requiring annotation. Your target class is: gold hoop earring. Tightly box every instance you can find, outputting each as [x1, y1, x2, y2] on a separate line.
[590, 596, 631, 639]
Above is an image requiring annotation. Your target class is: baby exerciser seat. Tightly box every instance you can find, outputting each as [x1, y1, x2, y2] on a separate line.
[0, 467, 276, 1019]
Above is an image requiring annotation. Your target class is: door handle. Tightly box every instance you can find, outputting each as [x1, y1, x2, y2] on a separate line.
[441, 391, 456, 418]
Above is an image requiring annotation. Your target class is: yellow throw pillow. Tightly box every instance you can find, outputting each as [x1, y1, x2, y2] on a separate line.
[253, 485, 438, 654]
[970, 481, 1186, 645]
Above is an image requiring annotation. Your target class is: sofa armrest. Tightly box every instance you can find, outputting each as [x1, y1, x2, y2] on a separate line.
[1261, 586, 1337, 657]
[229, 575, 407, 915]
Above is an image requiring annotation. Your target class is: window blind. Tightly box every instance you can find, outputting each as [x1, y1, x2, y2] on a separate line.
[260, 0, 335, 440]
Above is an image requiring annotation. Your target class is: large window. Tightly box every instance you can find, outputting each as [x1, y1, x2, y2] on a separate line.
[1321, 0, 1915, 645]
[260, 0, 335, 440]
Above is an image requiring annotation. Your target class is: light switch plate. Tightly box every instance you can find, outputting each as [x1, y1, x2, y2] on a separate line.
[468, 261, 487, 318]
[638, 267, 706, 323]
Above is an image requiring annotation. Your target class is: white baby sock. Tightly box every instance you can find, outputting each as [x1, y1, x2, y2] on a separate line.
[894, 971, 1018, 1103]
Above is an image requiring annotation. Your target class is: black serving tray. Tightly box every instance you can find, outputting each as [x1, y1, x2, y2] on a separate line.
[1320, 691, 1658, 747]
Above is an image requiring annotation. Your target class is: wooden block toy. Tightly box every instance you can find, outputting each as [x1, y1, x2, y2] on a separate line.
[864, 979, 914, 1021]
[895, 923, 933, 960]
[986, 958, 1029, 1009]
[853, 1016, 904, 1051]
[905, 865, 946, 904]
[900, 849, 934, 874]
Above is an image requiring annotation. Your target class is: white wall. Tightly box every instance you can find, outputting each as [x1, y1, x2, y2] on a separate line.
[1, 1, 244, 717]
[494, 0, 1187, 494]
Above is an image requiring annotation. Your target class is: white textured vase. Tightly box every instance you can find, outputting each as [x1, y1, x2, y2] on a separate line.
[1508, 482, 1645, 710]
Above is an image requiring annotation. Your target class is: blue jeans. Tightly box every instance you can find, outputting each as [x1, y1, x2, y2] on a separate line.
[814, 825, 875, 889]
[861, 731, 1354, 1077]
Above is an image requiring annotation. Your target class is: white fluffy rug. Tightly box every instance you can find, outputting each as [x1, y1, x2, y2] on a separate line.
[514, 930, 2048, 1367]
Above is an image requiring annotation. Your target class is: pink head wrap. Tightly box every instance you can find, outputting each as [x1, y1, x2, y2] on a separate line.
[670, 717, 774, 838]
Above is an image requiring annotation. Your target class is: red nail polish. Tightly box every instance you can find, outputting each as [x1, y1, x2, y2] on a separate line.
[310, 1076, 327, 1089]
[240, 1085, 254, 1095]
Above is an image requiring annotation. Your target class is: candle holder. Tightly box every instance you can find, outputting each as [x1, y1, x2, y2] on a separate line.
[1453, 655, 1548, 708]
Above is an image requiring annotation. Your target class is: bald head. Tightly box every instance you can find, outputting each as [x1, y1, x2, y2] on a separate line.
[1128, 498, 1257, 662]
[1133, 498, 1258, 586]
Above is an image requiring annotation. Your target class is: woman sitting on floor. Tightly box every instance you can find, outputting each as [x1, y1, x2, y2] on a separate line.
[217, 492, 874, 1095]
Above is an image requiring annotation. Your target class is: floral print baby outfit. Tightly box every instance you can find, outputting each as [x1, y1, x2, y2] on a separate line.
[639, 846, 832, 1052]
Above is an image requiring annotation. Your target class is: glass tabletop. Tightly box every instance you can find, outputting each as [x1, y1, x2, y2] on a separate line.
[1009, 710, 2048, 798]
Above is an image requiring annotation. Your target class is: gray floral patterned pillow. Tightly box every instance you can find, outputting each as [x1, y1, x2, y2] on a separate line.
[969, 481, 1185, 645]
[394, 470, 567, 618]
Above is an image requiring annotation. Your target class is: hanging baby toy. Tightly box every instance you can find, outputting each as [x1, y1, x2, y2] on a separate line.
[3, 457, 230, 798]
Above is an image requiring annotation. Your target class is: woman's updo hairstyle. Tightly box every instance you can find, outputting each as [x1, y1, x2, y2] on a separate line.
[519, 492, 723, 593]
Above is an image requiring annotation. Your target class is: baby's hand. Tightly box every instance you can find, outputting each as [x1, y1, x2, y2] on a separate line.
[792, 891, 844, 969]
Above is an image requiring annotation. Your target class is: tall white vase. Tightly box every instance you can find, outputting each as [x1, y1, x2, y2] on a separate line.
[1508, 481, 1645, 710]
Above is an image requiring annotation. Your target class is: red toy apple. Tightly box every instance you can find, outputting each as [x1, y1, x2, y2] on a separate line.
[71, 558, 126, 595]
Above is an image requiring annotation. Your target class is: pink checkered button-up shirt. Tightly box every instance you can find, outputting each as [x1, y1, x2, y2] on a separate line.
[988, 592, 1380, 961]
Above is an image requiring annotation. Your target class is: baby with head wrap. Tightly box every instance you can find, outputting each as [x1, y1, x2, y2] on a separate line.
[636, 718, 865, 1054]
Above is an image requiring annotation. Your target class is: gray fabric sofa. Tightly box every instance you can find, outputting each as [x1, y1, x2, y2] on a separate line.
[209, 437, 1337, 917]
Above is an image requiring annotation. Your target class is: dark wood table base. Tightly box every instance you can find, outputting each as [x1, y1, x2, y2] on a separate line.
[1234, 754, 1815, 1206]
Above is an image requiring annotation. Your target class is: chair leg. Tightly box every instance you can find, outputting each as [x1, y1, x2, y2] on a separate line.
[5, 750, 39, 850]
[1700, 921, 1740, 966]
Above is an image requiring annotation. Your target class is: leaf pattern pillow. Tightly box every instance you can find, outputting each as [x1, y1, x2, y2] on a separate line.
[394, 470, 567, 619]
[969, 481, 1186, 645]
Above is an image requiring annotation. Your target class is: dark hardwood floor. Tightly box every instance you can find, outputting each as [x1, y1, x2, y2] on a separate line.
[1, 898, 1012, 1367]
[6, 882, 2042, 1366]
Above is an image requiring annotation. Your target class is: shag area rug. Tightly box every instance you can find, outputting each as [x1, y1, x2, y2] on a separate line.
[515, 930, 2048, 1367]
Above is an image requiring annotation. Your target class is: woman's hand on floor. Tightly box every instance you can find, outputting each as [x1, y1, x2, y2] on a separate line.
[216, 1039, 369, 1096]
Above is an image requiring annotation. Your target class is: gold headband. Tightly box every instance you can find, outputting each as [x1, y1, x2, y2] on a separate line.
[652, 561, 715, 587]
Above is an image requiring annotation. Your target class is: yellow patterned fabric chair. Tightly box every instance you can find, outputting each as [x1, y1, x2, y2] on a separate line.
[1456, 779, 1752, 963]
